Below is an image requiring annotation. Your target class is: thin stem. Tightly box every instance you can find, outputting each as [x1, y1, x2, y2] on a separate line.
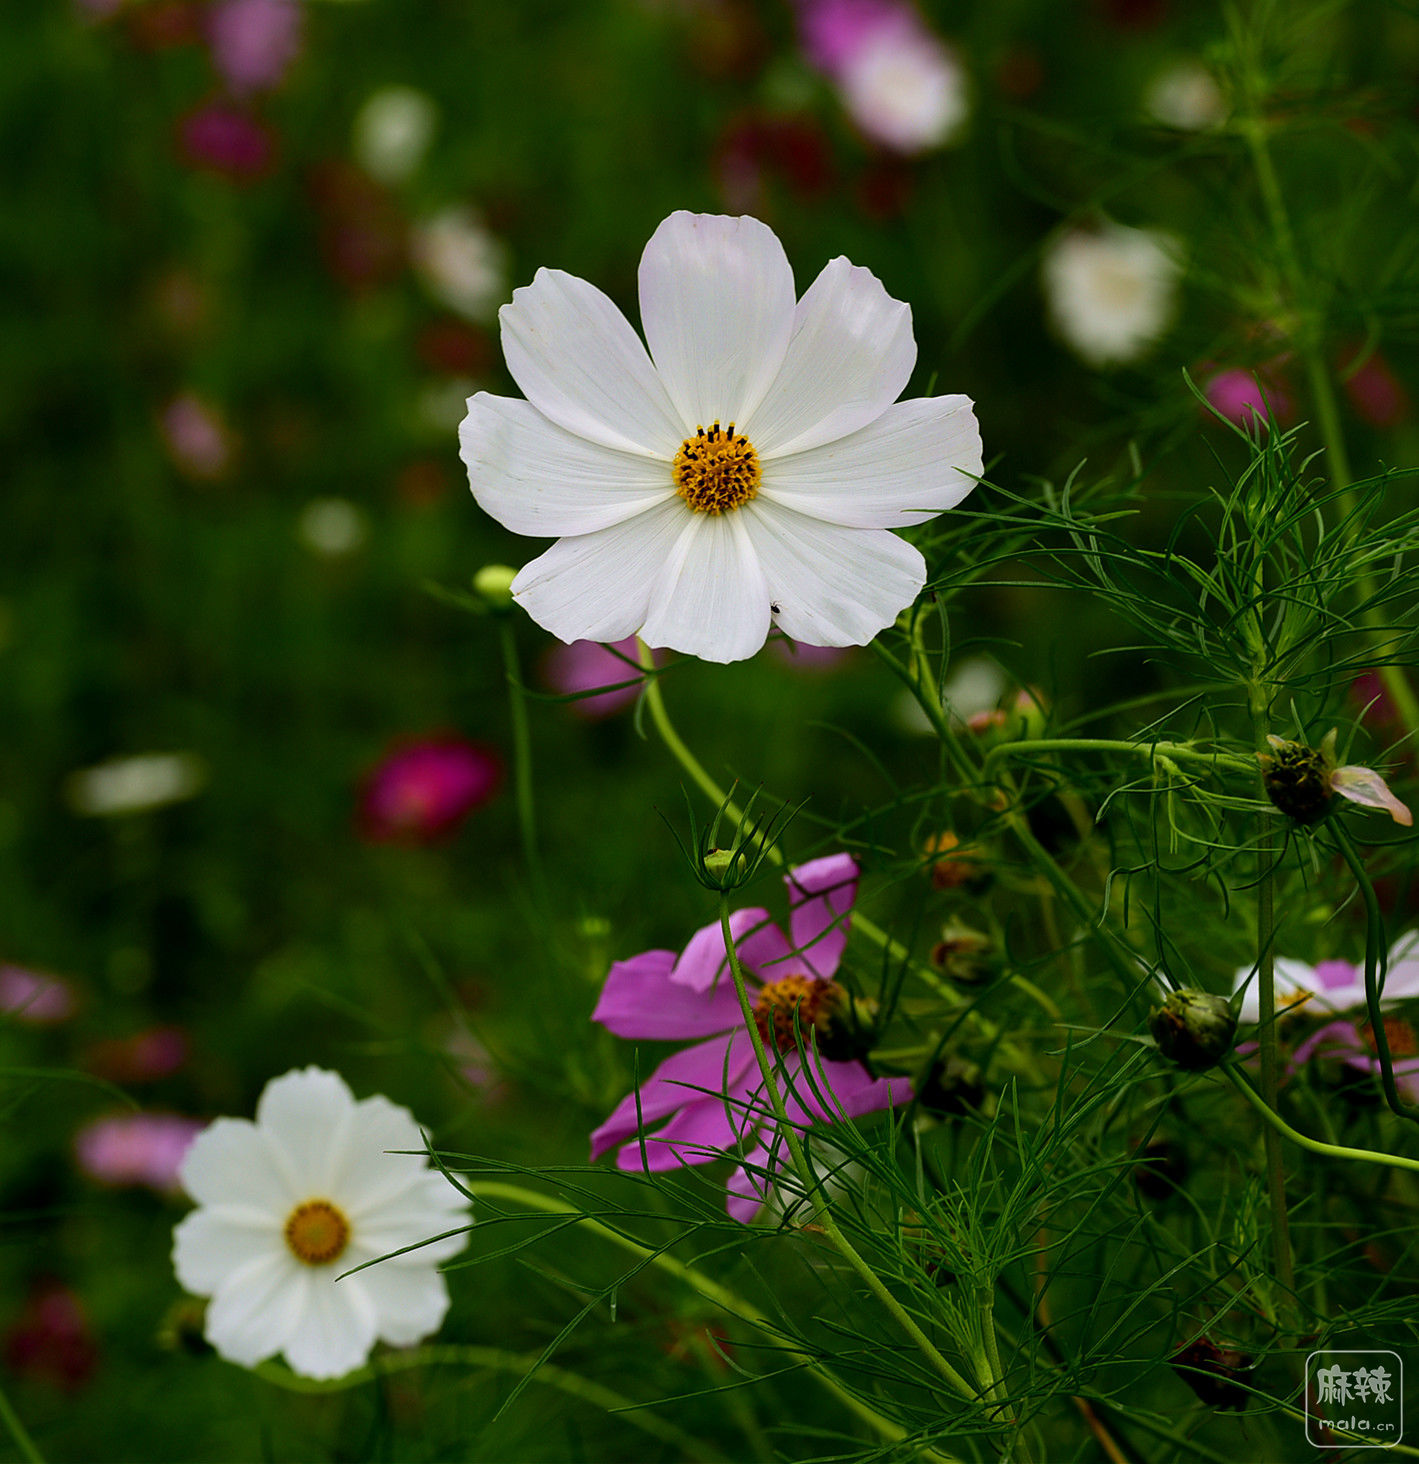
[983, 739, 1255, 780]
[466, 1180, 958, 1462]
[0, 1379, 43, 1464]
[718, 896, 980, 1406]
[500, 619, 546, 904]
[1222, 1065, 1419, 1175]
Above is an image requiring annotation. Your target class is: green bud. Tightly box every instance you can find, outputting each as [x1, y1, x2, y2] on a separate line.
[473, 563, 518, 611]
[1148, 990, 1237, 1071]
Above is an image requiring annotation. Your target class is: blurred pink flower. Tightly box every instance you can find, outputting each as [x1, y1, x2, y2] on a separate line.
[207, 0, 301, 95]
[1340, 349, 1409, 429]
[590, 853, 911, 1221]
[714, 111, 833, 216]
[358, 736, 503, 843]
[159, 392, 234, 479]
[0, 966, 76, 1025]
[798, 0, 906, 73]
[542, 637, 654, 720]
[1203, 368, 1291, 430]
[766, 637, 851, 671]
[84, 1026, 189, 1084]
[4, 1281, 98, 1393]
[1290, 1018, 1419, 1103]
[75, 1113, 203, 1192]
[178, 104, 275, 180]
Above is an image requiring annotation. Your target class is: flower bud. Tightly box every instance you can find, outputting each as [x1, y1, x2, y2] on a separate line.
[473, 563, 517, 611]
[701, 847, 745, 883]
[1171, 1336, 1254, 1410]
[922, 831, 991, 893]
[917, 1055, 990, 1118]
[1258, 734, 1332, 824]
[1149, 990, 1237, 1071]
[929, 919, 994, 985]
[810, 988, 879, 1063]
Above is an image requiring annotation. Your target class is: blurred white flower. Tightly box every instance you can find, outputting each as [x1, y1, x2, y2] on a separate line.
[1042, 223, 1182, 368]
[419, 376, 479, 433]
[297, 497, 369, 557]
[1144, 62, 1225, 131]
[837, 24, 968, 154]
[411, 208, 509, 323]
[892, 655, 1004, 736]
[353, 86, 438, 184]
[461, 211, 982, 663]
[65, 752, 207, 817]
[172, 1067, 470, 1380]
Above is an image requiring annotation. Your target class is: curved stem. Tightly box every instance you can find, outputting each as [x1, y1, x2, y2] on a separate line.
[982, 739, 1254, 780]
[0, 1379, 43, 1464]
[718, 898, 979, 1406]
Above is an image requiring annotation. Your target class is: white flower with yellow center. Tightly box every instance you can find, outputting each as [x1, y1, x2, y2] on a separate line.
[459, 211, 983, 664]
[172, 1068, 469, 1380]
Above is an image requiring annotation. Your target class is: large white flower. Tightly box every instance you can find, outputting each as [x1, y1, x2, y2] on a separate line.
[459, 211, 982, 664]
[172, 1067, 470, 1380]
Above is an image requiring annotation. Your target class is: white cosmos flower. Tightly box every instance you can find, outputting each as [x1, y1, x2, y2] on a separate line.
[459, 211, 983, 664]
[172, 1067, 470, 1380]
[837, 26, 968, 154]
[1041, 222, 1182, 368]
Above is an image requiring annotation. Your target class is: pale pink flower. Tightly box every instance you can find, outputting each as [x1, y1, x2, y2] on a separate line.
[207, 0, 301, 95]
[160, 392, 234, 479]
[590, 853, 910, 1221]
[542, 637, 653, 719]
[358, 736, 502, 843]
[75, 1113, 204, 1192]
[0, 966, 76, 1025]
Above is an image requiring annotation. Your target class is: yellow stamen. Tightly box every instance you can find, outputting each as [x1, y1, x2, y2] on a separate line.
[672, 421, 760, 515]
[753, 974, 842, 1052]
[284, 1199, 351, 1266]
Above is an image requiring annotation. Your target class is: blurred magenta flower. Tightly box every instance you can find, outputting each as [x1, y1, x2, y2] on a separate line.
[1340, 348, 1409, 429]
[84, 1026, 189, 1084]
[358, 736, 503, 843]
[160, 392, 235, 480]
[178, 104, 275, 180]
[542, 637, 653, 719]
[75, 1113, 204, 1192]
[307, 162, 406, 293]
[714, 112, 832, 215]
[1203, 368, 1291, 430]
[207, 0, 301, 95]
[4, 1281, 98, 1393]
[590, 853, 911, 1221]
[0, 966, 76, 1025]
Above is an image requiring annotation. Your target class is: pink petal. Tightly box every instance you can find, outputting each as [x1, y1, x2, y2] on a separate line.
[785, 854, 859, 979]
[1332, 765, 1413, 826]
[589, 1033, 753, 1160]
[592, 949, 743, 1040]
[615, 1094, 746, 1172]
[669, 908, 793, 994]
[776, 1053, 912, 1126]
[725, 1139, 775, 1223]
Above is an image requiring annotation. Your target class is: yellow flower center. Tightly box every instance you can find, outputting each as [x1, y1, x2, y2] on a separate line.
[672, 422, 760, 515]
[284, 1199, 351, 1267]
[753, 974, 842, 1052]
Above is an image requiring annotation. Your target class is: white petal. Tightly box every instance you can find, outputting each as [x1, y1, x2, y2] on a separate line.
[500, 268, 685, 455]
[204, 1252, 308, 1369]
[741, 500, 925, 646]
[639, 212, 796, 432]
[353, 1173, 470, 1265]
[179, 1118, 293, 1212]
[256, 1068, 356, 1196]
[747, 257, 915, 456]
[461, 394, 673, 537]
[639, 512, 771, 664]
[282, 1275, 379, 1381]
[362, 1265, 451, 1348]
[511, 498, 691, 645]
[333, 1095, 437, 1215]
[173, 1206, 281, 1296]
[760, 396, 982, 527]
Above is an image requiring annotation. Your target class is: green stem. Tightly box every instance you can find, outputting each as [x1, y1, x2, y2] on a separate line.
[500, 619, 546, 903]
[466, 1180, 958, 1462]
[983, 739, 1254, 780]
[1329, 821, 1419, 1126]
[0, 1379, 43, 1464]
[718, 898, 980, 1407]
[1223, 1065, 1419, 1175]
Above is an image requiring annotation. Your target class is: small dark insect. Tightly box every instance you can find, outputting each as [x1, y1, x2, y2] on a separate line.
[770, 602, 781, 614]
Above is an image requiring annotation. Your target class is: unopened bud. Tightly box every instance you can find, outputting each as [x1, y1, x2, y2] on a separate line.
[1171, 1336, 1254, 1410]
[917, 1055, 990, 1118]
[922, 831, 991, 893]
[702, 847, 744, 882]
[1149, 990, 1236, 1071]
[929, 919, 994, 985]
[810, 988, 879, 1063]
[473, 563, 517, 611]
[1258, 734, 1333, 824]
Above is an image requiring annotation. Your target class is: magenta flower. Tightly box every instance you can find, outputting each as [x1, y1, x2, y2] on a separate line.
[1341, 349, 1409, 429]
[3, 1281, 98, 1393]
[542, 636, 654, 720]
[590, 854, 911, 1221]
[0, 966, 76, 1025]
[75, 1113, 204, 1192]
[357, 736, 502, 843]
[207, 0, 301, 95]
[1203, 368, 1291, 430]
[178, 104, 275, 180]
[1289, 1017, 1419, 1102]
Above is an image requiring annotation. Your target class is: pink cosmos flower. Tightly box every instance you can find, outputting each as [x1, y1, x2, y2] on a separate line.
[542, 636, 654, 720]
[357, 736, 502, 843]
[1290, 1017, 1419, 1102]
[590, 853, 911, 1221]
[207, 0, 300, 95]
[1203, 368, 1291, 430]
[84, 1026, 189, 1084]
[178, 104, 275, 180]
[160, 392, 235, 480]
[1340, 349, 1409, 429]
[75, 1113, 204, 1192]
[0, 966, 76, 1025]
